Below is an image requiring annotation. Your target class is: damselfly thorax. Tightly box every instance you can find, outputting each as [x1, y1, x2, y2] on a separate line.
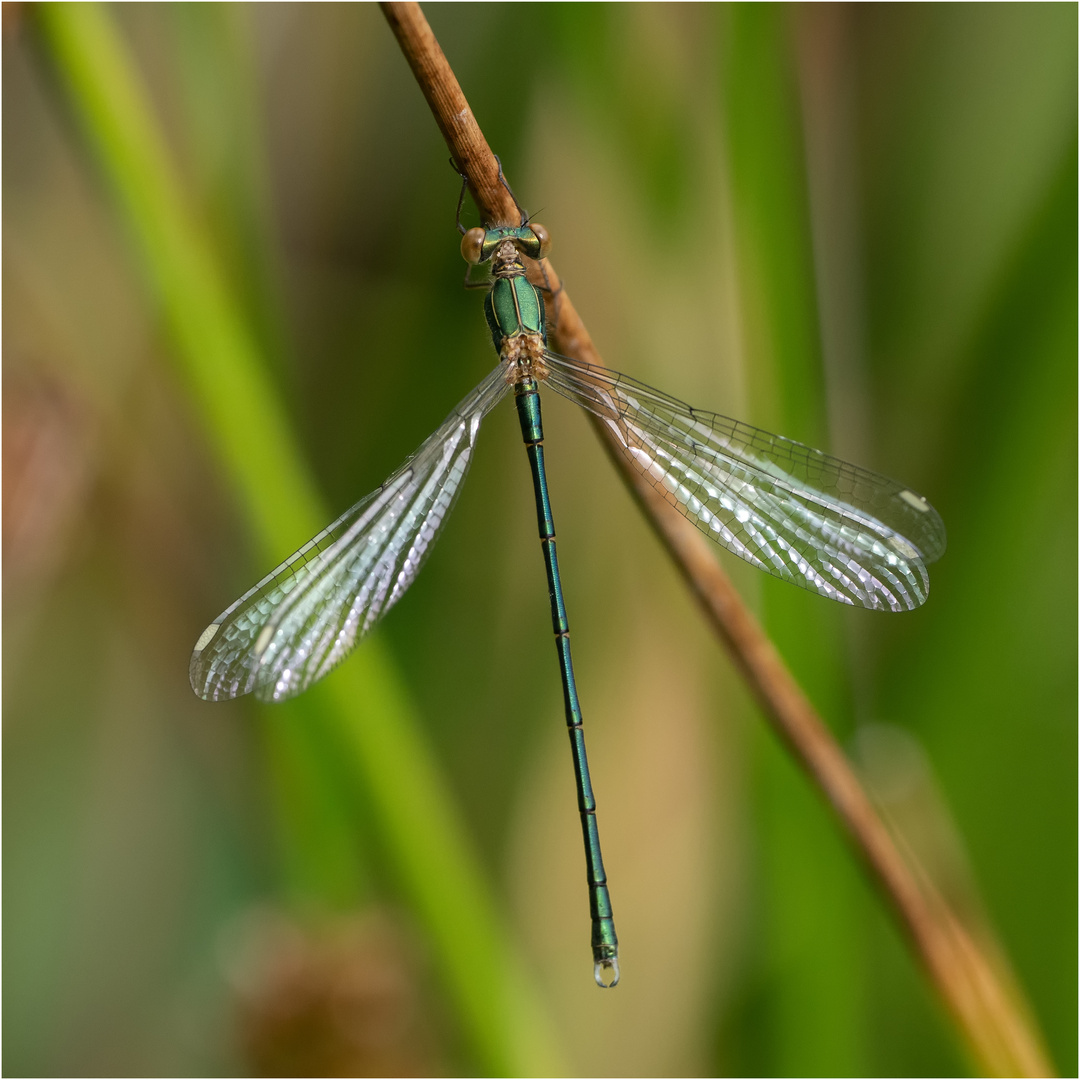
[461, 224, 553, 386]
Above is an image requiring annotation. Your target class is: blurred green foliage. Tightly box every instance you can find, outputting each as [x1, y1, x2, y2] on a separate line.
[4, 4, 1075, 1076]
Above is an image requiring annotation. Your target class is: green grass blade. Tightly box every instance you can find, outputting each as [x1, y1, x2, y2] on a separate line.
[721, 6, 865, 1075]
[34, 4, 561, 1073]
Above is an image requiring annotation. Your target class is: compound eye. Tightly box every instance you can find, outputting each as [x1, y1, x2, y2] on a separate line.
[528, 222, 552, 259]
[460, 227, 486, 265]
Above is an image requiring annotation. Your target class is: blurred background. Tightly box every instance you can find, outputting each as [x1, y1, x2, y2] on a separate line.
[4, 4, 1075, 1076]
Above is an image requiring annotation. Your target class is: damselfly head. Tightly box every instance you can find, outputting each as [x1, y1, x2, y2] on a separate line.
[460, 224, 551, 266]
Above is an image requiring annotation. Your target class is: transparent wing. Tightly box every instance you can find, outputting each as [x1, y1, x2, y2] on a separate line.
[190, 364, 510, 702]
[544, 351, 946, 612]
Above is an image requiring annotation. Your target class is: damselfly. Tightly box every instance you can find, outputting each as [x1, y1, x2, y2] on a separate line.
[190, 178, 946, 988]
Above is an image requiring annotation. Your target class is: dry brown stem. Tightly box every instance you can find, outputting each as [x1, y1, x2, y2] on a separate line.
[380, 4, 1054, 1075]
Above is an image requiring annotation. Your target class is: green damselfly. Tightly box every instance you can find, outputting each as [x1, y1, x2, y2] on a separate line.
[190, 178, 946, 988]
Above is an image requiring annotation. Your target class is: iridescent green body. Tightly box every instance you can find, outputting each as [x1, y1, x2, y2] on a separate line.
[485, 274, 546, 348]
[468, 222, 619, 986]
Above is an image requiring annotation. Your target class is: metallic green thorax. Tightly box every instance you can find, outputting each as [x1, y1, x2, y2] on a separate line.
[472, 226, 548, 354]
[485, 275, 546, 353]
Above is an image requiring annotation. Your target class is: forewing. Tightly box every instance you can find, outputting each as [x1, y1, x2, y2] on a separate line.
[190, 364, 509, 702]
[544, 352, 946, 612]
